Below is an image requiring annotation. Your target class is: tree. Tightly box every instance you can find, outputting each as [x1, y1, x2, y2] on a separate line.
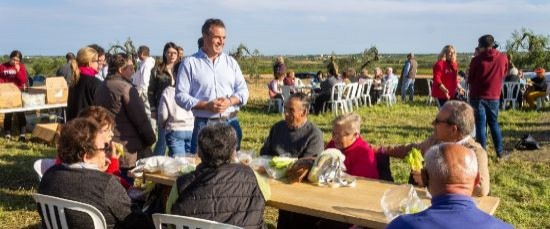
[108, 37, 137, 62]
[506, 28, 550, 70]
[359, 46, 379, 70]
[230, 43, 262, 84]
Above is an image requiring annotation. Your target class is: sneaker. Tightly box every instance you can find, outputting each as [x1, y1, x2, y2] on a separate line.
[4, 134, 11, 139]
[497, 151, 512, 161]
[18, 134, 26, 142]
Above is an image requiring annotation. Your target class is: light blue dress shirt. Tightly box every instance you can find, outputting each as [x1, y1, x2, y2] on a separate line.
[175, 49, 249, 118]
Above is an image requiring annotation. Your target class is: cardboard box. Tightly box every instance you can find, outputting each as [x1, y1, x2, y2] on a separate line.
[0, 83, 22, 108]
[28, 77, 68, 104]
[32, 123, 61, 143]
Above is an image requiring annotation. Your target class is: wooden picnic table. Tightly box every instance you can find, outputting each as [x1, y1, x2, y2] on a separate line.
[143, 172, 500, 229]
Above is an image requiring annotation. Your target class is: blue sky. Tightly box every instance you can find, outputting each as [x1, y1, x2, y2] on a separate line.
[1, 0, 549, 56]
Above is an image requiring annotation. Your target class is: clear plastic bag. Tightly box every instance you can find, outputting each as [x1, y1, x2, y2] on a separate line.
[380, 184, 428, 222]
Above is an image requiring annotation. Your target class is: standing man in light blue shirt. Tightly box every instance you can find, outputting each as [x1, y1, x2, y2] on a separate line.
[175, 18, 249, 154]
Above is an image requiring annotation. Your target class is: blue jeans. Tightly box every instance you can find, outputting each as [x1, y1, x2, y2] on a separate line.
[166, 130, 193, 157]
[470, 99, 504, 156]
[152, 124, 167, 156]
[190, 117, 242, 154]
[401, 78, 415, 102]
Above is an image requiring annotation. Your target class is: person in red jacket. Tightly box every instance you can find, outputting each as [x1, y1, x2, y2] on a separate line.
[0, 50, 28, 140]
[325, 113, 379, 179]
[432, 45, 465, 108]
[468, 34, 509, 159]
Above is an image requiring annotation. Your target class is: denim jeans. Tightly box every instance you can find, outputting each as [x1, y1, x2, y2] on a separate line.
[190, 116, 242, 154]
[470, 99, 504, 156]
[166, 130, 193, 157]
[152, 124, 167, 156]
[401, 78, 415, 102]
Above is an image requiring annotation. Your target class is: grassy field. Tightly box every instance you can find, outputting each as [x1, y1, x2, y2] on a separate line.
[0, 87, 549, 228]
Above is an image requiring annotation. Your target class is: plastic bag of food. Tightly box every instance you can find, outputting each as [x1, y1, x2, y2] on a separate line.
[249, 156, 272, 174]
[266, 156, 297, 179]
[380, 184, 428, 222]
[236, 150, 254, 165]
[286, 157, 315, 183]
[307, 148, 351, 187]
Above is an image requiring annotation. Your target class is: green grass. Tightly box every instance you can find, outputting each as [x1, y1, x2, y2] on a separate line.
[1, 97, 549, 228]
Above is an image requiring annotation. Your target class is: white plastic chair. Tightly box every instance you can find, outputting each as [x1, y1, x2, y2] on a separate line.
[501, 82, 521, 110]
[427, 79, 434, 105]
[281, 86, 291, 102]
[535, 86, 550, 111]
[379, 80, 398, 106]
[352, 82, 364, 109]
[361, 79, 373, 106]
[324, 83, 347, 115]
[33, 193, 107, 229]
[266, 84, 283, 113]
[343, 83, 358, 112]
[34, 158, 56, 181]
[152, 213, 243, 229]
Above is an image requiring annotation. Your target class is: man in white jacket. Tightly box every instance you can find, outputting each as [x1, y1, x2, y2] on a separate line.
[133, 46, 156, 129]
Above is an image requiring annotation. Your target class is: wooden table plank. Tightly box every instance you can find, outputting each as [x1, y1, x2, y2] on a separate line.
[143, 172, 500, 228]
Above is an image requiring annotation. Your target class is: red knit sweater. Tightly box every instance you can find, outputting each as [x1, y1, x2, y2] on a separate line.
[0, 62, 28, 90]
[326, 136, 379, 179]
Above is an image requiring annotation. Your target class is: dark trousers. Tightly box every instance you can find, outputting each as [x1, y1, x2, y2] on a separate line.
[3, 112, 27, 134]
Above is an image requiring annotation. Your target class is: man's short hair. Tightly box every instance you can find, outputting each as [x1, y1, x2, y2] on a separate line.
[197, 37, 204, 49]
[425, 143, 478, 183]
[286, 92, 310, 112]
[197, 123, 237, 168]
[478, 34, 498, 49]
[441, 101, 475, 137]
[201, 18, 225, 35]
[65, 52, 75, 61]
[138, 46, 150, 56]
[88, 44, 105, 56]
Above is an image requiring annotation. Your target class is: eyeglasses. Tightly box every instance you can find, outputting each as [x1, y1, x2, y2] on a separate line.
[432, 118, 452, 125]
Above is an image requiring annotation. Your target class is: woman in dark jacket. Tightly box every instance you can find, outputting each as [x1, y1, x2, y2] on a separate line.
[66, 47, 102, 121]
[148, 42, 179, 156]
[38, 118, 153, 229]
[94, 53, 156, 179]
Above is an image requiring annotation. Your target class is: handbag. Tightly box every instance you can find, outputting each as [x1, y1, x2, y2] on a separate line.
[515, 134, 541, 150]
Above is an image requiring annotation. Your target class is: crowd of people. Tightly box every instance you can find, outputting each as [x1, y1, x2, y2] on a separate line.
[0, 17, 538, 228]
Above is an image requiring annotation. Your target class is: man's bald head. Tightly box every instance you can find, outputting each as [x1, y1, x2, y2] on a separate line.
[424, 143, 478, 196]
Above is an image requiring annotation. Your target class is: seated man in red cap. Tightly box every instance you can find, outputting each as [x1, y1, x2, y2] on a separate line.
[524, 67, 548, 109]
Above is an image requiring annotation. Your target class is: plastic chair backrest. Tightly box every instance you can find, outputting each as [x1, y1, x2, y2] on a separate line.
[152, 214, 243, 229]
[355, 82, 364, 99]
[362, 79, 373, 97]
[34, 159, 56, 181]
[427, 79, 433, 96]
[330, 83, 346, 102]
[281, 86, 291, 101]
[33, 193, 107, 229]
[502, 82, 520, 101]
[343, 83, 358, 100]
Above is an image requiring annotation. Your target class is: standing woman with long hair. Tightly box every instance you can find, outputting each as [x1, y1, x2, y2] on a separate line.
[66, 47, 101, 121]
[149, 42, 179, 156]
[0, 50, 28, 140]
[432, 45, 464, 108]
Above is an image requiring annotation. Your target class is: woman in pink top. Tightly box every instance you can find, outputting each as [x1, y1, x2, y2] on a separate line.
[325, 113, 379, 179]
[0, 50, 28, 140]
[432, 45, 464, 108]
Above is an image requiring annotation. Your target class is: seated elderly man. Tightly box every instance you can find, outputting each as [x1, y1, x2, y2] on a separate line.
[378, 100, 490, 196]
[166, 123, 269, 229]
[386, 143, 512, 229]
[260, 92, 324, 158]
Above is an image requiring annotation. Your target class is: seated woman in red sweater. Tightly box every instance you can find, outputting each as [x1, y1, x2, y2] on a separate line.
[326, 113, 379, 179]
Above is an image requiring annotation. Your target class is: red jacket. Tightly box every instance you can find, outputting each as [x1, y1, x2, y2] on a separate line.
[468, 49, 508, 100]
[432, 60, 459, 99]
[326, 136, 379, 179]
[0, 62, 28, 90]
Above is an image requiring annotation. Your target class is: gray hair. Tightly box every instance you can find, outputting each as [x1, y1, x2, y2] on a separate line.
[425, 143, 478, 182]
[441, 101, 475, 137]
[509, 67, 519, 76]
[386, 67, 393, 74]
[286, 92, 310, 112]
[332, 113, 361, 134]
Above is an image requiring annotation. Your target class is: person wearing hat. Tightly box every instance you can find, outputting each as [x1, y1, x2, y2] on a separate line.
[468, 34, 509, 159]
[524, 67, 548, 109]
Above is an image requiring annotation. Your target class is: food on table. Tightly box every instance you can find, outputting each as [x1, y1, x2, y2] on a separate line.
[404, 147, 423, 171]
[286, 157, 315, 183]
[307, 148, 345, 184]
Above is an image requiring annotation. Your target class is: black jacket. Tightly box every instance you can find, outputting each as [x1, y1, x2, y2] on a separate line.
[38, 165, 153, 229]
[67, 74, 101, 121]
[171, 163, 266, 229]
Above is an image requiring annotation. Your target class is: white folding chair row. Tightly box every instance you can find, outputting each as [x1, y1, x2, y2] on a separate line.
[351, 82, 364, 109]
[343, 83, 358, 112]
[379, 80, 398, 106]
[33, 193, 107, 229]
[427, 79, 434, 105]
[152, 213, 243, 229]
[501, 82, 521, 110]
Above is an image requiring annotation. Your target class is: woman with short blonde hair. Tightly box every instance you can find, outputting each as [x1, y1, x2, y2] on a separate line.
[326, 113, 379, 179]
